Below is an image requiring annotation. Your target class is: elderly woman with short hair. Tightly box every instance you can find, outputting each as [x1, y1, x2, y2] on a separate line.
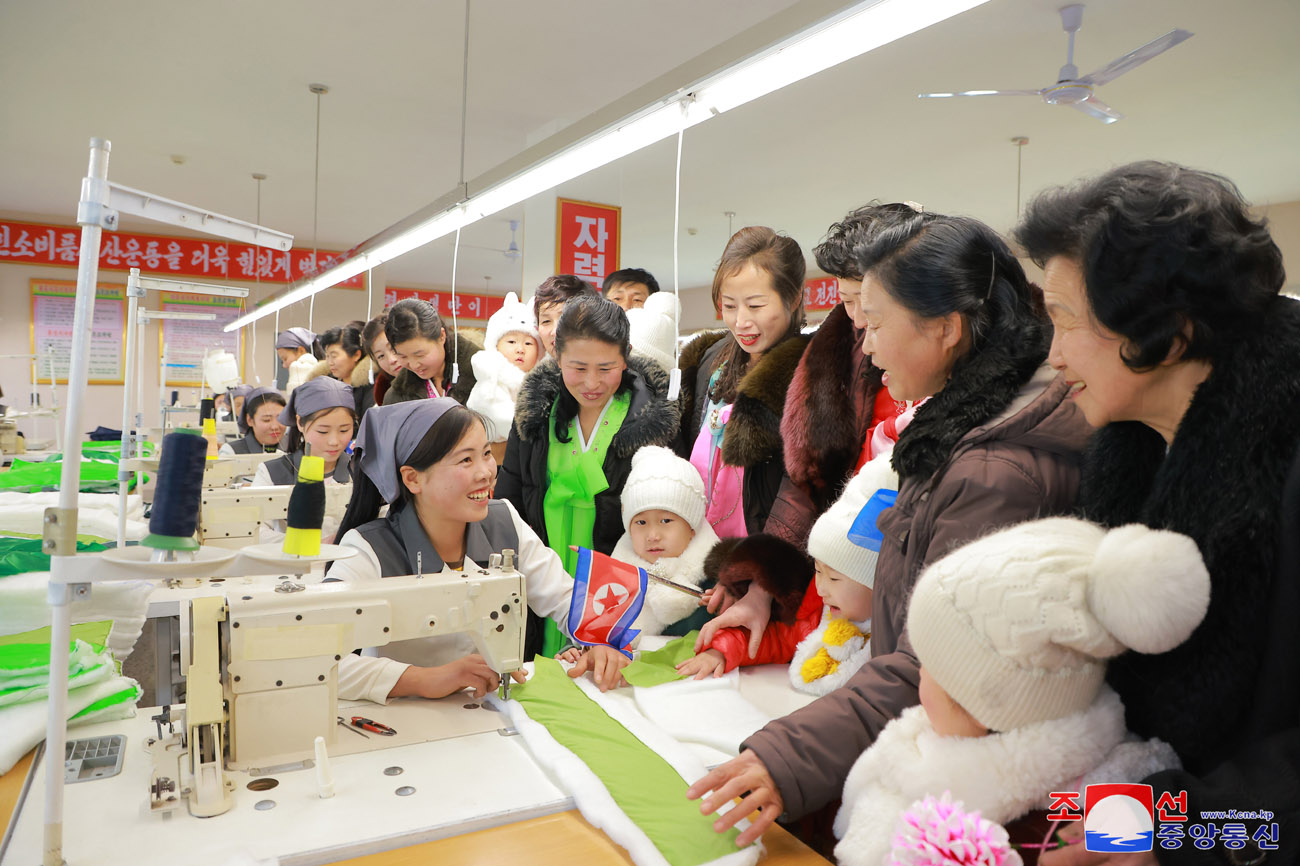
[1018, 161, 1298, 866]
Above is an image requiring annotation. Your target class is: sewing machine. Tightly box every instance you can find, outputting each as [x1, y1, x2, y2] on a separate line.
[198, 483, 353, 547]
[140, 550, 527, 819]
[124, 450, 281, 490]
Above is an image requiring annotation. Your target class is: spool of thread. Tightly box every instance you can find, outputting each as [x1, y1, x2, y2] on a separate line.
[143, 430, 207, 551]
[199, 398, 219, 458]
[283, 455, 326, 556]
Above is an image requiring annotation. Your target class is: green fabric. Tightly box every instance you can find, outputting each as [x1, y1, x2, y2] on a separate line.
[0, 661, 111, 707]
[0, 621, 112, 651]
[513, 657, 742, 865]
[0, 459, 141, 493]
[540, 393, 631, 657]
[80, 440, 155, 456]
[622, 632, 700, 687]
[70, 681, 141, 722]
[0, 536, 111, 577]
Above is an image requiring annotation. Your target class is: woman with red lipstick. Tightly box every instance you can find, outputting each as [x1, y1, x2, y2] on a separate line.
[677, 226, 812, 542]
[497, 295, 680, 657]
[689, 214, 1091, 850]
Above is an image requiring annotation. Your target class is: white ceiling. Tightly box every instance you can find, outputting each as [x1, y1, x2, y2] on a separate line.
[3, 0, 1298, 298]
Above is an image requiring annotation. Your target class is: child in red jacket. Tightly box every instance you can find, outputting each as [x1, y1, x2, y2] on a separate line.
[676, 453, 896, 695]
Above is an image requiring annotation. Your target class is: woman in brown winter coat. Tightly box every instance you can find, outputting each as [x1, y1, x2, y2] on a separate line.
[688, 213, 1093, 848]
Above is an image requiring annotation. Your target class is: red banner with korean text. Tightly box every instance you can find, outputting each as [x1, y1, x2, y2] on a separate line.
[555, 199, 620, 286]
[715, 275, 842, 319]
[804, 276, 840, 311]
[384, 287, 506, 322]
[0, 219, 363, 288]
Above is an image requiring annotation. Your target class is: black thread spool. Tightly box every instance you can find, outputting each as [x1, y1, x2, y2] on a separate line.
[142, 431, 208, 553]
[283, 456, 327, 556]
[199, 398, 215, 421]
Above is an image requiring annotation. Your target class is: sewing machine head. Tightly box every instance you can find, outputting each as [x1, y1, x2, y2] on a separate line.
[213, 550, 526, 772]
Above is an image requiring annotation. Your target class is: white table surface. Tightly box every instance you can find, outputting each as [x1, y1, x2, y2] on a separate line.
[2, 659, 814, 866]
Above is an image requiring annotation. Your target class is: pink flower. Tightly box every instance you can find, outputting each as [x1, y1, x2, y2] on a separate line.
[890, 794, 1023, 866]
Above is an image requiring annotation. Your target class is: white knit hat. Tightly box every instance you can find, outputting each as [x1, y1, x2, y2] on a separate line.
[627, 292, 680, 372]
[908, 517, 1210, 732]
[484, 291, 539, 357]
[807, 452, 899, 587]
[620, 445, 706, 531]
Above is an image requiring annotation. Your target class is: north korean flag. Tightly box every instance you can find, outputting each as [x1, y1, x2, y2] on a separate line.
[566, 547, 646, 656]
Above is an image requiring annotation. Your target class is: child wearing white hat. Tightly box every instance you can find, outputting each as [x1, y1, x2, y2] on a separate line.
[611, 445, 720, 636]
[626, 292, 681, 374]
[674, 452, 896, 693]
[833, 517, 1211, 866]
[467, 292, 541, 444]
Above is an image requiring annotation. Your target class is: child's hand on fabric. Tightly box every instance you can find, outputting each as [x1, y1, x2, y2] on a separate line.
[676, 649, 726, 680]
[566, 645, 630, 691]
[556, 647, 582, 664]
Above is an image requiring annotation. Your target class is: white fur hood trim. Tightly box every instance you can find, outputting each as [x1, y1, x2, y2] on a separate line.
[467, 350, 527, 442]
[834, 686, 1179, 866]
[615, 521, 720, 637]
[471, 347, 527, 391]
[787, 610, 872, 696]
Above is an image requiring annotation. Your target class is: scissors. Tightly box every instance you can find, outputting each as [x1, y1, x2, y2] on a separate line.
[351, 716, 397, 735]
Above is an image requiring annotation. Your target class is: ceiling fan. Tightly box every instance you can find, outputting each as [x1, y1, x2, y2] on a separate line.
[462, 219, 523, 260]
[918, 4, 1192, 124]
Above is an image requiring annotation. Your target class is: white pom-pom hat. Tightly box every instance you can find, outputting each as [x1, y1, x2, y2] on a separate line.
[908, 516, 1210, 732]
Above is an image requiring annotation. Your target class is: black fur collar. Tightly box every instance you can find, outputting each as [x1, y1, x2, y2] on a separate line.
[891, 317, 1050, 482]
[513, 354, 680, 460]
[1081, 297, 1300, 768]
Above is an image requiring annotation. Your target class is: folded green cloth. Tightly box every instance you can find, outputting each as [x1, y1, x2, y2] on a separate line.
[0, 536, 112, 578]
[621, 632, 699, 687]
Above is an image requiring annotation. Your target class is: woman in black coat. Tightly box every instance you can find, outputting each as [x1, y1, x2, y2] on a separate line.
[1018, 161, 1298, 865]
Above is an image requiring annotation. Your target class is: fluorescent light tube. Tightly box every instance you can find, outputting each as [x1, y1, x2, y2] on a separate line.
[225, 0, 990, 333]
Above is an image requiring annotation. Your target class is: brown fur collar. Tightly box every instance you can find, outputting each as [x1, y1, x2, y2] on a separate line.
[723, 334, 810, 468]
[782, 304, 880, 506]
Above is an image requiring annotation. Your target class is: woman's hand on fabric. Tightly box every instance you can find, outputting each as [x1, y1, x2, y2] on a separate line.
[685, 750, 783, 847]
[1038, 821, 1159, 866]
[566, 645, 631, 691]
[676, 649, 726, 680]
[391, 654, 509, 700]
[695, 583, 773, 658]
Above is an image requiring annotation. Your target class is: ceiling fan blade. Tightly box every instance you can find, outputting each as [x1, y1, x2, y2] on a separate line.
[1071, 95, 1124, 124]
[1081, 29, 1193, 86]
[918, 89, 1043, 98]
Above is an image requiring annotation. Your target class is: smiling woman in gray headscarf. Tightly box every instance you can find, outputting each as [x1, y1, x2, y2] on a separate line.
[328, 399, 629, 704]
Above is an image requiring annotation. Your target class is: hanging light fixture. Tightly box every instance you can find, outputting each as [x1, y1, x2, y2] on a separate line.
[226, 0, 993, 333]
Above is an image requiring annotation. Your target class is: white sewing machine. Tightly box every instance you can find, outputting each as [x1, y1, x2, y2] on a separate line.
[198, 483, 353, 547]
[143, 550, 528, 819]
[124, 451, 281, 489]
